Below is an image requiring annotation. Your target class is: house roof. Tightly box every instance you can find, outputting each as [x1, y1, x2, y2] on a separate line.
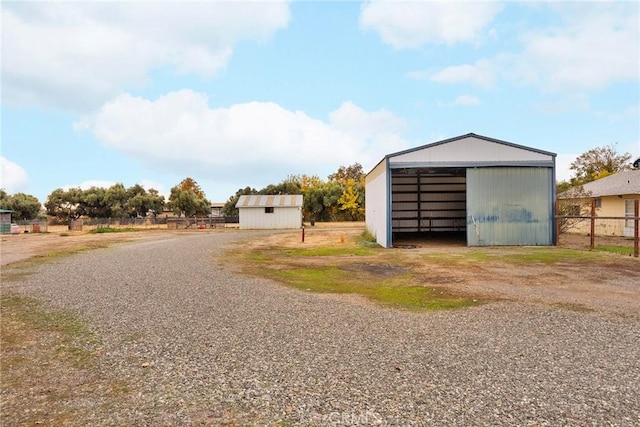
[577, 170, 640, 197]
[0, 209, 13, 213]
[235, 195, 303, 208]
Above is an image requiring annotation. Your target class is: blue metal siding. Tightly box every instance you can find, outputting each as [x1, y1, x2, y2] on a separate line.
[467, 168, 553, 246]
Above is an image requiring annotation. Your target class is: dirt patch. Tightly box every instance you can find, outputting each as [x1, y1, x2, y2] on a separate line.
[339, 263, 409, 278]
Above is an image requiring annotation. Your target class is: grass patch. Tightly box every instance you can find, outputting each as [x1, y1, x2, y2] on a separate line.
[268, 267, 478, 311]
[595, 245, 635, 256]
[422, 247, 602, 265]
[0, 292, 138, 425]
[1, 293, 100, 368]
[2, 242, 113, 282]
[279, 245, 376, 257]
[89, 226, 140, 234]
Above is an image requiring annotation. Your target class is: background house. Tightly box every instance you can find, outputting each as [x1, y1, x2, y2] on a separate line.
[560, 169, 640, 237]
[235, 195, 303, 229]
[365, 133, 557, 247]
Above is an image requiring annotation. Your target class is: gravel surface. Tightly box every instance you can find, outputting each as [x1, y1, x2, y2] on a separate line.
[4, 231, 640, 426]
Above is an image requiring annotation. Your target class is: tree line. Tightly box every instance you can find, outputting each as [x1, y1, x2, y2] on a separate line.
[1, 145, 634, 222]
[14, 178, 210, 222]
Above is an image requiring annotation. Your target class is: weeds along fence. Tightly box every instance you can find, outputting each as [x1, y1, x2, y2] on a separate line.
[66, 216, 240, 230]
[556, 199, 639, 257]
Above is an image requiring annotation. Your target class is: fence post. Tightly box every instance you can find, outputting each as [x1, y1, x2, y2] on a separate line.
[634, 199, 639, 258]
[590, 199, 595, 250]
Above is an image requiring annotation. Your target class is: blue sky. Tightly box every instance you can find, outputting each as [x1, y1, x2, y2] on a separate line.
[1, 1, 639, 204]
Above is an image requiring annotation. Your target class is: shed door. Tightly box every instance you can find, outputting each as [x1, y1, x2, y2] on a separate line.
[466, 167, 553, 246]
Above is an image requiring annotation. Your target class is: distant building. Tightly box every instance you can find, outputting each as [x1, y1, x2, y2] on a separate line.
[235, 195, 303, 229]
[559, 170, 640, 237]
[210, 202, 224, 218]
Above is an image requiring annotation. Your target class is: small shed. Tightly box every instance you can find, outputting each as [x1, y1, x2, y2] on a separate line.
[235, 195, 303, 229]
[0, 209, 13, 234]
[366, 133, 557, 247]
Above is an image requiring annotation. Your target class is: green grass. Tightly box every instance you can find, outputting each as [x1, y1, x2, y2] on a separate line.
[595, 245, 636, 256]
[89, 227, 140, 234]
[279, 245, 376, 257]
[263, 266, 480, 311]
[422, 247, 602, 265]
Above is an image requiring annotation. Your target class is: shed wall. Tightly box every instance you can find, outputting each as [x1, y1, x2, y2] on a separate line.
[365, 160, 389, 247]
[466, 167, 553, 246]
[238, 207, 302, 229]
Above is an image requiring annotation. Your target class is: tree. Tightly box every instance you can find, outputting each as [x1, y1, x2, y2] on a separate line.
[569, 143, 632, 186]
[337, 178, 365, 221]
[82, 186, 109, 218]
[222, 186, 257, 217]
[168, 178, 209, 217]
[177, 177, 206, 199]
[45, 187, 82, 220]
[328, 163, 364, 184]
[104, 183, 129, 218]
[0, 192, 42, 220]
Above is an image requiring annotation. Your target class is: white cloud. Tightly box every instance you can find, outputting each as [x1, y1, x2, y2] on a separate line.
[453, 95, 480, 106]
[360, 0, 503, 48]
[0, 157, 29, 193]
[514, 3, 639, 92]
[77, 90, 410, 186]
[430, 59, 496, 88]
[428, 3, 639, 94]
[1, 1, 290, 110]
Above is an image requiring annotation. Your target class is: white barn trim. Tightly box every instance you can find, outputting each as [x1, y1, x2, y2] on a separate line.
[236, 195, 303, 229]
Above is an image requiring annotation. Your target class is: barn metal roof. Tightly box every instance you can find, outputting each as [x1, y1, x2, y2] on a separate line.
[235, 194, 303, 208]
[576, 170, 640, 197]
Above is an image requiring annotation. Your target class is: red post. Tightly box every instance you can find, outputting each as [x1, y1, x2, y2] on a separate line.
[301, 226, 305, 243]
[590, 199, 596, 250]
[634, 200, 639, 258]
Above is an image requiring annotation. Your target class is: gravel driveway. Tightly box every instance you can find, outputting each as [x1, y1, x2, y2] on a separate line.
[5, 231, 640, 426]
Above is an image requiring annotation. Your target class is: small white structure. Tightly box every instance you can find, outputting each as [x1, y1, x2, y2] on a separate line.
[236, 195, 303, 229]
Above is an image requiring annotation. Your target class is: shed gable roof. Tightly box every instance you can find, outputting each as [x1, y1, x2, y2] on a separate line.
[578, 170, 640, 197]
[369, 133, 556, 173]
[236, 194, 303, 208]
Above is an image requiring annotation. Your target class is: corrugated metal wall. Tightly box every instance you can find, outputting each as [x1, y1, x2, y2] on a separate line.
[365, 160, 389, 247]
[466, 167, 553, 246]
[238, 207, 302, 229]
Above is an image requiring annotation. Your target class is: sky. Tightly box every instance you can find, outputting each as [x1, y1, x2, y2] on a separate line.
[1, 0, 639, 204]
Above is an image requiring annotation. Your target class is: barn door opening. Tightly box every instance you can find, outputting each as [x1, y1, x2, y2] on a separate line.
[391, 168, 467, 246]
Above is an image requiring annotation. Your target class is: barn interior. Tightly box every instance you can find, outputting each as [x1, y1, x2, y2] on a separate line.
[390, 167, 468, 247]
